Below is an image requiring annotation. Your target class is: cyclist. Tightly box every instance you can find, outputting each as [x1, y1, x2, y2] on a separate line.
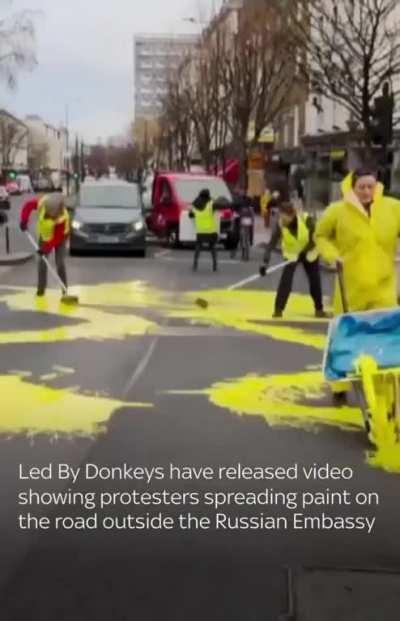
[261, 202, 328, 319]
[315, 167, 400, 403]
[230, 190, 254, 259]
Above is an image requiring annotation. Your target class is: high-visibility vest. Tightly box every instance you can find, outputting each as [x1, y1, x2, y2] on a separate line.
[37, 198, 70, 242]
[260, 192, 271, 217]
[281, 213, 318, 262]
[193, 201, 217, 234]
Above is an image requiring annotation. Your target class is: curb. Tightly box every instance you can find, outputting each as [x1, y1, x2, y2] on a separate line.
[0, 252, 35, 266]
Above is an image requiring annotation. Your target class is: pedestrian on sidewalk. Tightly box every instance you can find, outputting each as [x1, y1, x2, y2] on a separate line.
[19, 193, 70, 297]
[189, 189, 218, 272]
[315, 167, 400, 403]
[260, 202, 328, 319]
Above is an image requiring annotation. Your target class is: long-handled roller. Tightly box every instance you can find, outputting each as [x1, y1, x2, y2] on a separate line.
[195, 260, 295, 309]
[25, 231, 79, 305]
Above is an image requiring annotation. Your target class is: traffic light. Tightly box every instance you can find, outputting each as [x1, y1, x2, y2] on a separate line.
[371, 82, 394, 146]
[8, 171, 17, 180]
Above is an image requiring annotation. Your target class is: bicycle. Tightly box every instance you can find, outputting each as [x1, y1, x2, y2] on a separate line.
[324, 263, 400, 447]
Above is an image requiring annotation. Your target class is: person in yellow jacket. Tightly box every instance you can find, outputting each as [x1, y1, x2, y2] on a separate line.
[261, 202, 328, 319]
[260, 188, 271, 226]
[315, 167, 400, 401]
[189, 189, 218, 272]
[20, 193, 70, 296]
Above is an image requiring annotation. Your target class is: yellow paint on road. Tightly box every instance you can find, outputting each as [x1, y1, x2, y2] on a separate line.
[0, 283, 328, 348]
[174, 289, 328, 350]
[0, 284, 158, 344]
[0, 374, 152, 437]
[171, 370, 400, 474]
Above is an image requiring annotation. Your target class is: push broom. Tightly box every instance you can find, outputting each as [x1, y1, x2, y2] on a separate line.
[195, 260, 295, 308]
[25, 231, 79, 306]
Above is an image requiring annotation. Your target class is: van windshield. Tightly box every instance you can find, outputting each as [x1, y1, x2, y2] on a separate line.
[80, 184, 140, 209]
[174, 178, 232, 205]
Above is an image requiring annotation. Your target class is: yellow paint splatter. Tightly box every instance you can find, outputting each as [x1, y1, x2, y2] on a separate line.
[173, 289, 329, 350]
[0, 375, 152, 437]
[0, 283, 328, 349]
[0, 284, 158, 344]
[171, 370, 400, 474]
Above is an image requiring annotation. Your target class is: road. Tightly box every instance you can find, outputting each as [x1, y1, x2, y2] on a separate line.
[0, 199, 400, 619]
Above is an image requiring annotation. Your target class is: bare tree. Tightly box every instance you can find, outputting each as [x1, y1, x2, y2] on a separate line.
[184, 31, 231, 173]
[0, 9, 38, 89]
[221, 0, 296, 187]
[291, 0, 400, 148]
[109, 144, 140, 181]
[28, 141, 49, 171]
[160, 69, 195, 170]
[0, 113, 28, 167]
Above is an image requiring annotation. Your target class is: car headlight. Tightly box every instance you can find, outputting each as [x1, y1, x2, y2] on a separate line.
[72, 220, 83, 231]
[133, 220, 144, 232]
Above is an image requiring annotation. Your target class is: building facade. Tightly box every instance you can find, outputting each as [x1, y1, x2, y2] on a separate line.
[134, 33, 197, 120]
[0, 110, 29, 171]
[25, 115, 68, 172]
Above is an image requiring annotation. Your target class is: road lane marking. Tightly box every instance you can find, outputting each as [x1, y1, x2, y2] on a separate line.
[123, 337, 159, 396]
[154, 249, 171, 258]
[228, 273, 260, 290]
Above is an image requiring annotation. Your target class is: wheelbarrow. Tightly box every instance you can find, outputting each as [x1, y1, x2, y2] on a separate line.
[323, 263, 400, 446]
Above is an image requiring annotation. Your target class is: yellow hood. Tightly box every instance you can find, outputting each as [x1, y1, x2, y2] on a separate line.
[341, 172, 384, 213]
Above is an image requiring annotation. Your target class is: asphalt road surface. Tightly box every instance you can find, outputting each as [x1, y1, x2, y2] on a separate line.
[1, 208, 400, 620]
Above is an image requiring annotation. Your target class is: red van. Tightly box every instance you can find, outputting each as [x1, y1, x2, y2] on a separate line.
[145, 171, 236, 248]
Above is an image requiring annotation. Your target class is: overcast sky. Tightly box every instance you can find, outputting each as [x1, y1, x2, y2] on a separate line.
[0, 0, 221, 144]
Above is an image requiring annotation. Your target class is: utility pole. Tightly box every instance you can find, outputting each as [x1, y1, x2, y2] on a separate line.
[73, 135, 80, 193]
[80, 141, 85, 182]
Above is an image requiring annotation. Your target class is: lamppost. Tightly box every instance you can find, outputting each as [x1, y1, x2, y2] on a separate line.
[64, 99, 81, 194]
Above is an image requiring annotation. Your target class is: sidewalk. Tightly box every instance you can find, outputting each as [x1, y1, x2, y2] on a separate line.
[0, 251, 34, 266]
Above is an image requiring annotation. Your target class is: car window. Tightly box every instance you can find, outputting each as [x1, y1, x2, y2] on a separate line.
[174, 178, 232, 204]
[159, 180, 172, 204]
[80, 185, 141, 209]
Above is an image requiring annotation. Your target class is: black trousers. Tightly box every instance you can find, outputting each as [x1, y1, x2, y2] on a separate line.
[38, 242, 67, 295]
[193, 233, 218, 271]
[275, 257, 323, 312]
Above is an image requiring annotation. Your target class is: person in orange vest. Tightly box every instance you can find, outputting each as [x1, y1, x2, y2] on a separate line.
[20, 193, 70, 296]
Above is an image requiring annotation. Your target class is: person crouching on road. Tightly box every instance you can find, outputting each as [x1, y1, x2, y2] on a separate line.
[20, 193, 70, 297]
[261, 202, 328, 319]
[189, 188, 218, 272]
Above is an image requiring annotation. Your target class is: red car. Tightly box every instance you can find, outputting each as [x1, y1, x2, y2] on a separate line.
[145, 172, 236, 248]
[5, 181, 20, 196]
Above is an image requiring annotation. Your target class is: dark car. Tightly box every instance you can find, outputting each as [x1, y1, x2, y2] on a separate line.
[69, 181, 146, 256]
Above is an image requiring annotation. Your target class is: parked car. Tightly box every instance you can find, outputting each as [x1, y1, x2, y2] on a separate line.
[69, 181, 146, 256]
[6, 181, 20, 196]
[145, 172, 236, 248]
[0, 186, 10, 210]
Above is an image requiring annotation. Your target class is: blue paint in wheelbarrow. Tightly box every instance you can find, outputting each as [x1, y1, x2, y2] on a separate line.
[325, 309, 400, 381]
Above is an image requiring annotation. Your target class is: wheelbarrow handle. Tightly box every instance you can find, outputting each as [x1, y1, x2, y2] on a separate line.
[336, 261, 349, 313]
